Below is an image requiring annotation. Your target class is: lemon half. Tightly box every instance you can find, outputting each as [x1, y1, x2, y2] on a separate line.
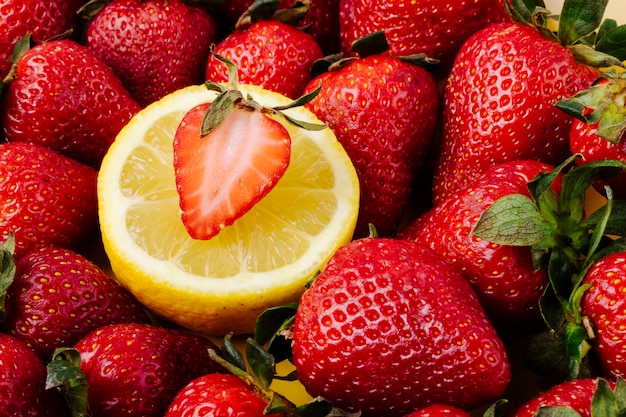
[98, 84, 359, 335]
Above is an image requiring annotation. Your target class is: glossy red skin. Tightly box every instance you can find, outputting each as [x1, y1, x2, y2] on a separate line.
[303, 55, 440, 238]
[339, 0, 509, 67]
[209, 0, 340, 54]
[403, 404, 473, 417]
[293, 238, 511, 416]
[0, 142, 98, 261]
[432, 22, 599, 204]
[397, 160, 555, 334]
[582, 252, 626, 379]
[74, 323, 225, 417]
[0, 334, 67, 417]
[207, 20, 323, 99]
[1, 246, 150, 360]
[2, 40, 141, 168]
[0, 0, 84, 77]
[570, 119, 626, 199]
[510, 378, 603, 417]
[87, 0, 219, 106]
[165, 373, 283, 417]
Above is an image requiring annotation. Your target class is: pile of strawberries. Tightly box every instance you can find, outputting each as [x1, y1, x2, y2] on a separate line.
[3, 0, 626, 416]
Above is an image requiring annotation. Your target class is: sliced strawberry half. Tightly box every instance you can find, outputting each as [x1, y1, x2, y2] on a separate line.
[173, 101, 291, 240]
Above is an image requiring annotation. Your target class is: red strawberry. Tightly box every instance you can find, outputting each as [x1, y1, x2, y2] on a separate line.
[581, 251, 626, 380]
[1, 39, 141, 168]
[292, 237, 511, 415]
[165, 373, 284, 417]
[0, 333, 68, 417]
[173, 98, 291, 240]
[431, 5, 613, 203]
[74, 323, 224, 417]
[0, 244, 150, 360]
[558, 71, 626, 199]
[303, 47, 440, 237]
[206, 18, 323, 99]
[509, 378, 615, 417]
[0, 0, 84, 77]
[210, 0, 341, 54]
[403, 404, 473, 417]
[86, 0, 219, 106]
[339, 0, 509, 70]
[397, 160, 556, 333]
[0, 142, 98, 261]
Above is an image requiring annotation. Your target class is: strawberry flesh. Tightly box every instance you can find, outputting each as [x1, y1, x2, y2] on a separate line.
[173, 102, 291, 240]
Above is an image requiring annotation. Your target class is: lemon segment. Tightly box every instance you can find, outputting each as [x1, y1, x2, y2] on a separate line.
[98, 84, 360, 335]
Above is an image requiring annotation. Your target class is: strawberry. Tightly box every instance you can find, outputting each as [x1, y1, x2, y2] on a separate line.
[292, 237, 511, 415]
[581, 251, 626, 380]
[557, 71, 626, 199]
[174, 58, 323, 240]
[397, 160, 556, 333]
[338, 0, 509, 71]
[85, 0, 219, 106]
[210, 0, 341, 54]
[430, 1, 616, 204]
[0, 333, 68, 417]
[1, 39, 141, 168]
[73, 323, 225, 417]
[0, 243, 150, 360]
[302, 37, 440, 237]
[0, 0, 84, 77]
[165, 373, 284, 417]
[509, 378, 621, 417]
[206, 3, 323, 99]
[403, 404, 475, 417]
[0, 142, 98, 261]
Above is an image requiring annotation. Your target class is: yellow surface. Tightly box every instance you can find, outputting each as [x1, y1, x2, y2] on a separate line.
[97, 84, 360, 336]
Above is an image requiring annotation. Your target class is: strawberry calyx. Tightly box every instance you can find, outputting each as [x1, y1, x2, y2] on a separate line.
[557, 70, 626, 144]
[311, 30, 439, 77]
[534, 377, 626, 417]
[46, 347, 90, 417]
[209, 334, 349, 417]
[505, 0, 626, 68]
[0, 233, 17, 323]
[234, 0, 312, 31]
[472, 155, 626, 378]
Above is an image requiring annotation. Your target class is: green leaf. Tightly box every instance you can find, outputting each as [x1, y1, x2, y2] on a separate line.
[540, 283, 567, 332]
[548, 247, 578, 303]
[565, 321, 587, 379]
[472, 194, 553, 246]
[254, 302, 298, 346]
[46, 348, 90, 417]
[528, 154, 578, 201]
[221, 334, 247, 372]
[560, 160, 626, 209]
[592, 378, 618, 417]
[294, 398, 335, 417]
[350, 30, 390, 58]
[200, 90, 243, 137]
[245, 338, 275, 390]
[558, 0, 608, 46]
[534, 406, 583, 417]
[568, 44, 624, 68]
[0, 233, 16, 323]
[272, 84, 322, 112]
[280, 112, 327, 131]
[596, 24, 626, 61]
[584, 199, 626, 237]
[506, 0, 547, 26]
[523, 330, 569, 377]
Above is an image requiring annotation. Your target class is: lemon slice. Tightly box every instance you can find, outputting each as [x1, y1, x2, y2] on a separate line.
[97, 84, 359, 335]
